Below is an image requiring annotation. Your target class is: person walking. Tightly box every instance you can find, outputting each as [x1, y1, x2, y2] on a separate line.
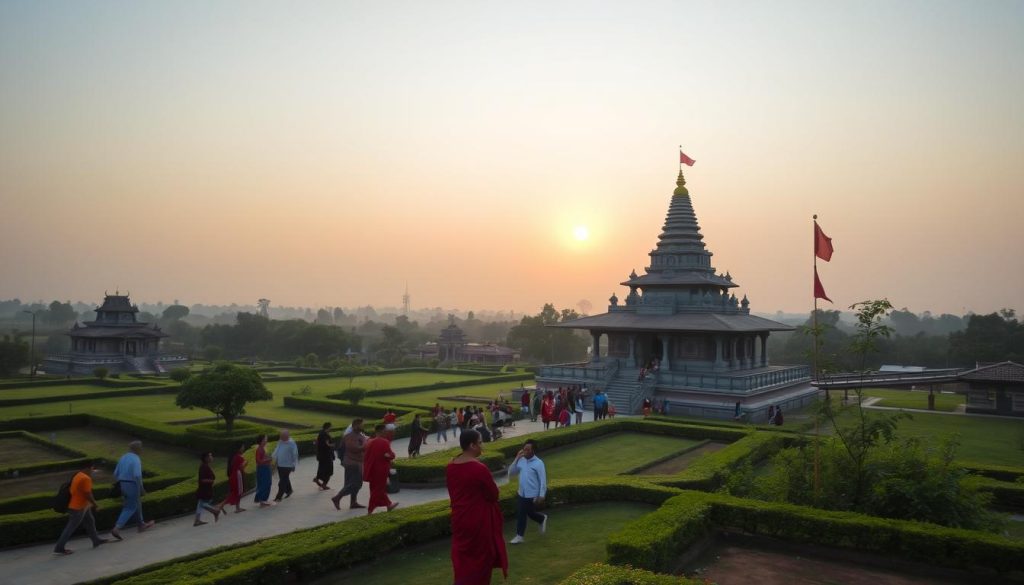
[642, 397, 652, 418]
[508, 439, 547, 544]
[446, 430, 508, 585]
[449, 408, 460, 439]
[111, 441, 155, 540]
[409, 414, 425, 458]
[362, 424, 399, 514]
[575, 393, 584, 425]
[540, 393, 554, 430]
[331, 418, 367, 510]
[253, 434, 273, 508]
[53, 460, 111, 554]
[224, 442, 247, 514]
[593, 390, 607, 421]
[531, 390, 541, 423]
[435, 409, 449, 443]
[314, 422, 334, 490]
[194, 452, 220, 526]
[272, 429, 298, 502]
[520, 388, 530, 417]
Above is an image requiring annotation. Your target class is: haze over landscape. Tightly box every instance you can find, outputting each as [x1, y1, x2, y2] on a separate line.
[2, 1, 1021, 316]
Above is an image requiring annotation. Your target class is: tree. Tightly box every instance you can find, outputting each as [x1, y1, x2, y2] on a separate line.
[203, 346, 223, 362]
[44, 301, 78, 326]
[92, 367, 109, 380]
[316, 308, 333, 325]
[303, 352, 320, 368]
[506, 304, 588, 363]
[162, 304, 190, 321]
[0, 336, 28, 377]
[175, 362, 272, 432]
[169, 368, 191, 384]
[338, 387, 367, 405]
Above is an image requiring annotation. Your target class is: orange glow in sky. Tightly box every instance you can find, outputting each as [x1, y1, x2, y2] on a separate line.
[1, 2, 1022, 316]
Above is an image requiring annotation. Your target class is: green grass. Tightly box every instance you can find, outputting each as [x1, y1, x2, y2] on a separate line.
[306, 502, 655, 585]
[0, 437, 72, 467]
[0, 382, 171, 400]
[535, 433, 699, 479]
[264, 371, 495, 398]
[38, 426, 201, 476]
[862, 388, 965, 412]
[831, 407, 1024, 467]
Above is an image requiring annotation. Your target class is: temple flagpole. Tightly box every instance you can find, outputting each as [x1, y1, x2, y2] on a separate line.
[813, 214, 821, 504]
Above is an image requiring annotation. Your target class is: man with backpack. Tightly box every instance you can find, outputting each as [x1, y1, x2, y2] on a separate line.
[53, 460, 111, 555]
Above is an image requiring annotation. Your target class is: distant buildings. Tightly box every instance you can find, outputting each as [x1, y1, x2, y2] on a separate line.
[963, 361, 1024, 417]
[43, 293, 189, 375]
[410, 315, 519, 365]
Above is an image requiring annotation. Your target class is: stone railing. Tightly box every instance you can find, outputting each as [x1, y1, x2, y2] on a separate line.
[656, 364, 811, 394]
[536, 362, 609, 384]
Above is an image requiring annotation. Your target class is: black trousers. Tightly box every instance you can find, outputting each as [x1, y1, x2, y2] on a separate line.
[515, 495, 545, 537]
[316, 458, 333, 484]
[274, 466, 293, 500]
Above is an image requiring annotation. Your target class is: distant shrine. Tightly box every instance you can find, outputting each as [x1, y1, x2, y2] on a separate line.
[536, 171, 813, 420]
[412, 315, 520, 365]
[43, 293, 189, 375]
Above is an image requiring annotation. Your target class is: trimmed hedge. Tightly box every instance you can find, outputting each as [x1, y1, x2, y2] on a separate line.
[0, 384, 179, 408]
[0, 472, 188, 515]
[559, 563, 702, 585]
[964, 463, 1024, 483]
[0, 378, 169, 391]
[394, 419, 751, 484]
[0, 430, 91, 477]
[649, 431, 786, 491]
[972, 476, 1024, 512]
[358, 372, 533, 398]
[608, 490, 1024, 577]
[87, 478, 679, 585]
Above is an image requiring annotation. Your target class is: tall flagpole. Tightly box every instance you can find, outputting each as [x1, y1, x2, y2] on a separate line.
[813, 214, 821, 504]
[678, 145, 682, 171]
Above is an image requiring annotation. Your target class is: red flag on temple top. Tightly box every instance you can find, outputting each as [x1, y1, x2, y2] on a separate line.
[814, 221, 833, 262]
[814, 267, 832, 303]
[679, 151, 696, 166]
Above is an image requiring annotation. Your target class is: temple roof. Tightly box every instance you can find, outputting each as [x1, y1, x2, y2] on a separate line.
[96, 294, 139, 313]
[551, 312, 794, 333]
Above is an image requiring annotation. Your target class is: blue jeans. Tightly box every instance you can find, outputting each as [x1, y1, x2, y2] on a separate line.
[515, 495, 545, 537]
[115, 481, 145, 528]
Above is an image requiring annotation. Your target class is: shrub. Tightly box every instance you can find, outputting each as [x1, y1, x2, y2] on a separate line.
[169, 368, 191, 384]
[92, 366, 109, 380]
[338, 387, 367, 405]
[559, 564, 701, 585]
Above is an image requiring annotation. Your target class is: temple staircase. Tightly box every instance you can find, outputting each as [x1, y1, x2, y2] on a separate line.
[604, 374, 642, 415]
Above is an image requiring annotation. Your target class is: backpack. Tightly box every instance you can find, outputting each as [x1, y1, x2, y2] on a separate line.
[53, 474, 75, 513]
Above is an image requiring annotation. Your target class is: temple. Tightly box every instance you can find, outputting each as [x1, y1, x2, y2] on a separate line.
[43, 293, 189, 375]
[535, 171, 814, 420]
[411, 315, 520, 365]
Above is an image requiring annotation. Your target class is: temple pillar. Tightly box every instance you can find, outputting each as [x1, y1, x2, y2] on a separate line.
[661, 336, 670, 370]
[729, 336, 738, 369]
[760, 333, 769, 367]
[628, 335, 637, 367]
[714, 335, 724, 369]
[591, 331, 601, 363]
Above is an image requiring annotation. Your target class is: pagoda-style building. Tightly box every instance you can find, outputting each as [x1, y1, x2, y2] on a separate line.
[437, 315, 468, 363]
[536, 171, 813, 420]
[43, 293, 189, 375]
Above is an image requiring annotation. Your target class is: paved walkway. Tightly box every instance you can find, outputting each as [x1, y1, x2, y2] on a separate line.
[2, 412, 595, 585]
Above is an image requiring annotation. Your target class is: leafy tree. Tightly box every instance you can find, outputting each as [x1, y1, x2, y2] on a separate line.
[372, 325, 407, 366]
[0, 336, 29, 377]
[161, 304, 190, 321]
[44, 301, 78, 326]
[337, 364, 365, 388]
[202, 346, 223, 362]
[303, 352, 320, 368]
[175, 362, 272, 432]
[506, 304, 588, 363]
[92, 367, 109, 380]
[169, 368, 191, 384]
[316, 308, 333, 325]
[338, 387, 367, 405]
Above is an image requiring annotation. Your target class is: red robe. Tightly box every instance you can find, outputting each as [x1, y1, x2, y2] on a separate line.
[541, 399, 554, 423]
[447, 459, 508, 585]
[362, 436, 395, 512]
[226, 453, 245, 505]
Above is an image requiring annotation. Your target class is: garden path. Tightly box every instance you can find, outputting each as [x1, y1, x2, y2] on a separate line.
[0, 412, 595, 585]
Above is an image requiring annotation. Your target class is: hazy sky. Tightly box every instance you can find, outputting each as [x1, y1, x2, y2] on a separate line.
[2, 1, 1022, 317]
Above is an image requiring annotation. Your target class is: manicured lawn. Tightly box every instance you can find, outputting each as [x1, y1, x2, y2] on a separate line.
[0, 382, 171, 400]
[264, 371, 496, 398]
[535, 433, 700, 478]
[0, 437, 73, 467]
[39, 426, 201, 476]
[831, 408, 1024, 467]
[307, 502, 655, 585]
[862, 388, 965, 412]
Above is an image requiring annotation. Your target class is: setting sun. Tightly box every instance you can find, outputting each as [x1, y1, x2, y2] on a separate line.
[573, 225, 590, 241]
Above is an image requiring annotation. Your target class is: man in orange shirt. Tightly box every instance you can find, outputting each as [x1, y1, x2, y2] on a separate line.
[54, 460, 111, 555]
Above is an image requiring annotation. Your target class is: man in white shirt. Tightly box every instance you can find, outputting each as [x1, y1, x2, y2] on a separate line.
[507, 439, 547, 544]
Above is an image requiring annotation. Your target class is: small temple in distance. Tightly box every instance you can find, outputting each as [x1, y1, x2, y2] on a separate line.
[43, 292, 189, 375]
[535, 171, 814, 420]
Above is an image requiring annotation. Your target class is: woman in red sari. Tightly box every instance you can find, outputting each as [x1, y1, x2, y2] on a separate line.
[540, 393, 554, 430]
[224, 443, 247, 513]
[362, 424, 399, 514]
[447, 429, 508, 585]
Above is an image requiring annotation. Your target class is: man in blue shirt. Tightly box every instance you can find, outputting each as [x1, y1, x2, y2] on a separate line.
[507, 439, 547, 544]
[111, 441, 154, 540]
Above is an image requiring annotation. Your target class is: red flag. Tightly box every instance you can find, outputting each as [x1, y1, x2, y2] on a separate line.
[814, 267, 832, 303]
[814, 221, 833, 261]
[679, 151, 695, 166]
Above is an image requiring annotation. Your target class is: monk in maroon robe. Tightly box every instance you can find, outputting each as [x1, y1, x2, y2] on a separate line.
[362, 424, 399, 514]
[447, 429, 508, 585]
